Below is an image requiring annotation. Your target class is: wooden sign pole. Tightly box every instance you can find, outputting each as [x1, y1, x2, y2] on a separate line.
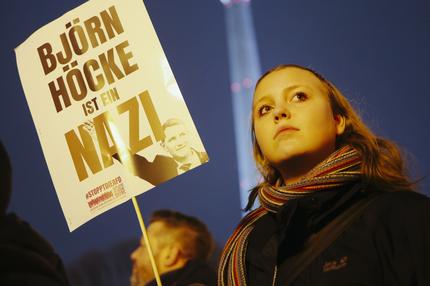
[132, 196, 163, 286]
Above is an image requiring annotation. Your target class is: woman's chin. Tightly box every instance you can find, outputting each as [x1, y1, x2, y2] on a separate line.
[272, 145, 305, 162]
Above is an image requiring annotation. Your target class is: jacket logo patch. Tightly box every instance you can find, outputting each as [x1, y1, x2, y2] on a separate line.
[323, 256, 348, 272]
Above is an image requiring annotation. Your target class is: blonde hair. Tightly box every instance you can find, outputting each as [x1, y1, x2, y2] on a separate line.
[248, 64, 414, 209]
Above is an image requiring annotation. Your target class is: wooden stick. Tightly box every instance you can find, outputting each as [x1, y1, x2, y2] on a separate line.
[132, 196, 163, 286]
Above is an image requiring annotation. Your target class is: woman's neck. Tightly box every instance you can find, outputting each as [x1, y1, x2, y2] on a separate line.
[276, 151, 333, 185]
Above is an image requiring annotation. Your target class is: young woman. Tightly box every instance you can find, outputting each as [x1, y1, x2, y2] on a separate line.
[218, 65, 430, 286]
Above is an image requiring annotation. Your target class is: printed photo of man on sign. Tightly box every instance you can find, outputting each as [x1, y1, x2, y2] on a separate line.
[15, 0, 209, 231]
[85, 117, 209, 186]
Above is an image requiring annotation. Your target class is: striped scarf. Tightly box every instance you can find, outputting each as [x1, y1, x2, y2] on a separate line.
[218, 145, 362, 286]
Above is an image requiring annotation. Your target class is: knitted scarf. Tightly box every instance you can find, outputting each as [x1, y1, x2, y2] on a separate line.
[218, 145, 362, 286]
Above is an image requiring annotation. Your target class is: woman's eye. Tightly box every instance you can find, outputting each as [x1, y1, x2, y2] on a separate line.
[258, 105, 272, 116]
[292, 91, 307, 102]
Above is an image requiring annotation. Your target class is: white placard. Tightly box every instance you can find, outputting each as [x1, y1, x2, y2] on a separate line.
[15, 0, 208, 231]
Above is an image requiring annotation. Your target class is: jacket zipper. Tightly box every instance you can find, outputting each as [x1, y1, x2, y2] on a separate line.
[272, 265, 278, 286]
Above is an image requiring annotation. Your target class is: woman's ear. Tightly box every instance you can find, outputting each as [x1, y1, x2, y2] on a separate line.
[334, 114, 346, 135]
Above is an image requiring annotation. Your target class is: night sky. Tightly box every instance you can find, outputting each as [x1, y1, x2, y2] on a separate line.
[1, 0, 429, 266]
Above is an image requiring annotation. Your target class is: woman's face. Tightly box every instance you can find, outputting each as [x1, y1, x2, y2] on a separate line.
[253, 67, 345, 172]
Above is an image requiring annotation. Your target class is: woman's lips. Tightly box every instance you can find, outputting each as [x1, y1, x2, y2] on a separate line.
[274, 125, 299, 139]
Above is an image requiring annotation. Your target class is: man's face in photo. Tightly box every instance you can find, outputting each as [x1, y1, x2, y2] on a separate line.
[163, 123, 192, 160]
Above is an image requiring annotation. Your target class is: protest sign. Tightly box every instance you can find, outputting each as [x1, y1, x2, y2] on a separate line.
[15, 0, 208, 231]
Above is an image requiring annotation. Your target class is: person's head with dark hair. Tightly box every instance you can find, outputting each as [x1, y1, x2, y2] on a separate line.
[149, 210, 214, 261]
[130, 209, 214, 286]
[0, 141, 12, 215]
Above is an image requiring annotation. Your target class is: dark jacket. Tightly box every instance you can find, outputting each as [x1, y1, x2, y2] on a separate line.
[146, 259, 216, 286]
[246, 182, 430, 286]
[0, 213, 69, 286]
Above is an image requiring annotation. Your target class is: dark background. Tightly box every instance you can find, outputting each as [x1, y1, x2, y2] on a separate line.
[1, 0, 429, 272]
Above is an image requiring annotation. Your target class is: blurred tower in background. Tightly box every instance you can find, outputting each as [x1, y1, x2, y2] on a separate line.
[220, 0, 261, 210]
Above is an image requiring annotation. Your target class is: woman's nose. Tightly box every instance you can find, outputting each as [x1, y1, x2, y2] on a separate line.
[273, 107, 290, 122]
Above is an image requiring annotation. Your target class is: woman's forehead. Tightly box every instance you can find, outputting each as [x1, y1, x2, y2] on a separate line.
[254, 67, 326, 99]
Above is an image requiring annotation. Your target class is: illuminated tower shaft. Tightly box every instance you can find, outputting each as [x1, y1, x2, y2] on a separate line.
[221, 0, 261, 210]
